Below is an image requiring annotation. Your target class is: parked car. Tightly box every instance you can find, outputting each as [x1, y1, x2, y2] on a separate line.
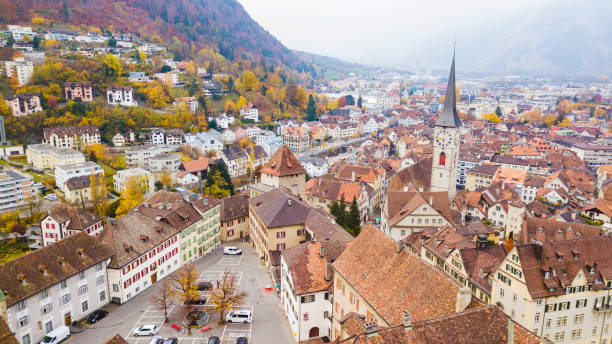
[224, 246, 242, 255]
[45, 193, 58, 201]
[197, 281, 213, 291]
[184, 296, 207, 305]
[40, 326, 70, 344]
[86, 309, 109, 324]
[164, 338, 178, 344]
[226, 310, 252, 324]
[207, 336, 220, 344]
[148, 336, 163, 344]
[133, 324, 158, 336]
[236, 337, 249, 344]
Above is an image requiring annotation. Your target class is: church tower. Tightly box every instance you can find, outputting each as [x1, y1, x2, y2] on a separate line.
[430, 52, 462, 199]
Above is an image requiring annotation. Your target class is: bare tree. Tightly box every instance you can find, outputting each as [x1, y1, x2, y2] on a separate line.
[151, 279, 173, 323]
[210, 270, 248, 324]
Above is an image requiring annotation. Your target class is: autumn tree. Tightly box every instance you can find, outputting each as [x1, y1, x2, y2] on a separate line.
[169, 263, 200, 334]
[210, 271, 248, 324]
[482, 113, 501, 123]
[521, 108, 543, 123]
[103, 54, 123, 78]
[224, 100, 236, 114]
[204, 163, 234, 198]
[240, 71, 259, 91]
[160, 172, 172, 188]
[544, 114, 558, 128]
[151, 279, 173, 323]
[90, 173, 108, 217]
[115, 176, 148, 217]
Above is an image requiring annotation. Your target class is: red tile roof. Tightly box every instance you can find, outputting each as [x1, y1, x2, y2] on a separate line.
[260, 145, 306, 177]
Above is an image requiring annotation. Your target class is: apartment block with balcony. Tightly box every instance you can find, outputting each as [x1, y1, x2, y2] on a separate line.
[6, 93, 42, 117]
[63, 82, 93, 102]
[26, 144, 85, 170]
[0, 169, 33, 213]
[54, 161, 104, 190]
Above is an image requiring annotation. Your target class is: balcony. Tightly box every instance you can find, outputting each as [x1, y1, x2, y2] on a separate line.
[594, 303, 611, 312]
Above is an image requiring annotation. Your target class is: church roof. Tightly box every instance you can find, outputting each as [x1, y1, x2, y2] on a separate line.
[435, 53, 462, 128]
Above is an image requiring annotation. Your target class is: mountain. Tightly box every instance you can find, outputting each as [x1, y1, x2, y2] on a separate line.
[1, 0, 300, 66]
[294, 50, 382, 80]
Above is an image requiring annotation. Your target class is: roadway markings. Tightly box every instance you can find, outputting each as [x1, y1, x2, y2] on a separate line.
[125, 305, 175, 341]
[219, 255, 242, 266]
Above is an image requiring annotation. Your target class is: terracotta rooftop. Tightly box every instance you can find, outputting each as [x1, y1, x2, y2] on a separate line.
[44, 205, 103, 231]
[519, 217, 603, 244]
[387, 158, 432, 192]
[181, 157, 209, 172]
[260, 145, 306, 177]
[282, 241, 342, 295]
[332, 226, 461, 326]
[306, 177, 362, 203]
[0, 232, 113, 307]
[249, 187, 311, 228]
[339, 306, 546, 344]
[220, 194, 249, 221]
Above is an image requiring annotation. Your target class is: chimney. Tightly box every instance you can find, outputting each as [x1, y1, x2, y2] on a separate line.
[351, 171, 356, 182]
[396, 240, 405, 254]
[319, 244, 325, 258]
[288, 199, 292, 207]
[455, 287, 472, 312]
[418, 185, 424, 192]
[404, 185, 409, 192]
[402, 310, 412, 330]
[325, 262, 331, 282]
[571, 212, 576, 220]
[429, 196, 433, 205]
[167, 203, 172, 210]
[318, 178, 321, 187]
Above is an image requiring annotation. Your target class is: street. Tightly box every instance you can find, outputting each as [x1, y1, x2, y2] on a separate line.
[68, 243, 294, 344]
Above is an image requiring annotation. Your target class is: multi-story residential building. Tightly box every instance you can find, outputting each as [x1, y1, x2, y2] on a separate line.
[6, 93, 42, 117]
[281, 240, 347, 341]
[42, 125, 101, 150]
[62, 175, 95, 204]
[112, 133, 126, 147]
[190, 130, 224, 154]
[128, 72, 150, 82]
[63, 82, 93, 102]
[305, 176, 369, 218]
[492, 237, 612, 343]
[330, 226, 467, 342]
[202, 80, 223, 97]
[40, 205, 104, 246]
[3, 57, 33, 86]
[207, 113, 234, 129]
[125, 145, 172, 168]
[220, 195, 249, 241]
[457, 155, 481, 189]
[240, 103, 259, 122]
[106, 86, 136, 106]
[465, 164, 499, 192]
[382, 191, 454, 241]
[253, 145, 306, 199]
[571, 143, 612, 169]
[0, 233, 113, 344]
[282, 126, 309, 152]
[146, 130, 165, 145]
[490, 154, 531, 172]
[7, 25, 34, 41]
[0, 169, 33, 212]
[299, 157, 330, 177]
[522, 176, 544, 204]
[145, 153, 181, 173]
[54, 162, 104, 190]
[100, 212, 181, 304]
[222, 129, 236, 144]
[221, 146, 248, 178]
[113, 168, 155, 197]
[25, 144, 84, 170]
[138, 192, 220, 264]
[335, 164, 385, 206]
[165, 129, 185, 146]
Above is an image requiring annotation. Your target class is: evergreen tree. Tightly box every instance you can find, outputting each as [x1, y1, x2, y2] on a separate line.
[345, 95, 355, 106]
[227, 77, 234, 93]
[305, 94, 316, 121]
[357, 96, 363, 109]
[5, 36, 14, 48]
[349, 197, 361, 236]
[32, 36, 40, 49]
[495, 106, 503, 118]
[336, 194, 347, 227]
[330, 200, 339, 218]
[62, 1, 69, 20]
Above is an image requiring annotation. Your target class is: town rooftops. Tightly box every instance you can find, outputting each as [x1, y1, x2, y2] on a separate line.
[387, 157, 432, 192]
[467, 164, 499, 177]
[282, 241, 335, 295]
[43, 205, 103, 231]
[572, 142, 612, 151]
[249, 187, 311, 228]
[43, 125, 99, 140]
[339, 305, 545, 344]
[332, 226, 463, 326]
[7, 93, 39, 101]
[220, 194, 249, 221]
[0, 232, 113, 307]
[306, 177, 362, 202]
[260, 145, 306, 177]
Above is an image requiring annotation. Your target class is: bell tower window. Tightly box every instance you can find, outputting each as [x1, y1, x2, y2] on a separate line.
[439, 152, 446, 166]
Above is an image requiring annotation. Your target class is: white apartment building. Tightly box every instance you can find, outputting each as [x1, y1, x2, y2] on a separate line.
[299, 157, 330, 177]
[40, 206, 104, 246]
[190, 130, 224, 154]
[221, 147, 248, 178]
[492, 238, 612, 343]
[571, 143, 612, 169]
[113, 168, 155, 196]
[102, 213, 182, 304]
[0, 169, 33, 213]
[26, 144, 85, 169]
[4, 57, 34, 86]
[280, 241, 333, 341]
[240, 103, 259, 122]
[145, 153, 181, 173]
[7, 25, 34, 41]
[106, 86, 136, 106]
[125, 145, 172, 168]
[207, 114, 234, 129]
[0, 233, 113, 344]
[54, 162, 104, 190]
[42, 126, 101, 151]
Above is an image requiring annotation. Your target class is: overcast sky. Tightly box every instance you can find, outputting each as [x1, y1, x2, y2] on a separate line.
[237, 0, 600, 73]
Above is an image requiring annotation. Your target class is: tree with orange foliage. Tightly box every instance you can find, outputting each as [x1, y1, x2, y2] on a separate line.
[544, 114, 558, 127]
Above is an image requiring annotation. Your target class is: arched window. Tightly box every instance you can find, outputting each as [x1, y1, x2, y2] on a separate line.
[439, 152, 446, 166]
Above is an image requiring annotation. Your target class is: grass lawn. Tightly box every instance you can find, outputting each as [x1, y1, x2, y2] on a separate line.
[98, 162, 117, 176]
[7, 156, 27, 164]
[0, 239, 31, 264]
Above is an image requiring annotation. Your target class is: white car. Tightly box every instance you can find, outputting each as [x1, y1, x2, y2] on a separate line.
[45, 193, 58, 201]
[226, 310, 252, 323]
[148, 336, 164, 344]
[224, 246, 242, 255]
[133, 324, 158, 336]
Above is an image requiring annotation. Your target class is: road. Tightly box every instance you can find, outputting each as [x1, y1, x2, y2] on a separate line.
[298, 136, 370, 158]
[68, 242, 294, 344]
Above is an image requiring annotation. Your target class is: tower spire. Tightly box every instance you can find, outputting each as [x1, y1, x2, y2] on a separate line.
[435, 50, 462, 128]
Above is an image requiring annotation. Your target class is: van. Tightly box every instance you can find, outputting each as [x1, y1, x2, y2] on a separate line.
[40, 326, 70, 344]
[226, 310, 252, 323]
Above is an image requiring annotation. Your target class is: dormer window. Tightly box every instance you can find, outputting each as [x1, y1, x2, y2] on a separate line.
[545, 271, 550, 278]
[573, 253, 579, 260]
[590, 267, 596, 274]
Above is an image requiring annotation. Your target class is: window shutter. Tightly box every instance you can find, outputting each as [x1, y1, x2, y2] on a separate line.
[545, 304, 549, 312]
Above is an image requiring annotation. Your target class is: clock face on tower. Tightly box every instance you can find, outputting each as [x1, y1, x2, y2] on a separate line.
[436, 135, 451, 147]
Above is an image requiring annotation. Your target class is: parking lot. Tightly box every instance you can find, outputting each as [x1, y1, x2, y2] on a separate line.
[68, 243, 293, 344]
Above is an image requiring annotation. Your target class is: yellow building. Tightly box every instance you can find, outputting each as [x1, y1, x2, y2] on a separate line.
[465, 164, 499, 192]
[26, 143, 85, 169]
[220, 195, 249, 241]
